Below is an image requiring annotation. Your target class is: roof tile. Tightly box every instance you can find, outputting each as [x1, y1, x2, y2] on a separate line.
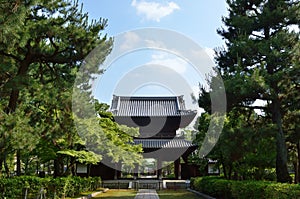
[133, 138, 197, 148]
[111, 95, 195, 117]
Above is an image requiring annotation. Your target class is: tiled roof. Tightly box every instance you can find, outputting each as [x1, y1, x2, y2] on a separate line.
[110, 95, 196, 117]
[133, 138, 197, 149]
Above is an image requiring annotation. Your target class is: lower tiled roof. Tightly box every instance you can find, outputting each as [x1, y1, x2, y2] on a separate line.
[133, 138, 197, 149]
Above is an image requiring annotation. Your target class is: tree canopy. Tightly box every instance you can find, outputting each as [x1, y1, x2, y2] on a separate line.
[195, 0, 299, 183]
[0, 0, 142, 177]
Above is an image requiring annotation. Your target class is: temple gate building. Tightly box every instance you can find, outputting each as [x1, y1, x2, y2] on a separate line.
[84, 95, 199, 180]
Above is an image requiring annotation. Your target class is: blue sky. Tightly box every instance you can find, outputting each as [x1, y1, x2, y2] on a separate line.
[78, 0, 228, 111]
[80, 0, 227, 48]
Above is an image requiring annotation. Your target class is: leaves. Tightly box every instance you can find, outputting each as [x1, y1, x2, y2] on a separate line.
[196, 0, 299, 182]
[57, 150, 101, 164]
[0, 0, 114, 176]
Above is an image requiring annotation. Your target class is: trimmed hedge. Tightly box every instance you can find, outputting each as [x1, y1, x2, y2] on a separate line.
[191, 176, 300, 199]
[0, 176, 101, 199]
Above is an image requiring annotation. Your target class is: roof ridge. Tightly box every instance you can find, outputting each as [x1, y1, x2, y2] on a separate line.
[114, 95, 181, 99]
[110, 95, 197, 119]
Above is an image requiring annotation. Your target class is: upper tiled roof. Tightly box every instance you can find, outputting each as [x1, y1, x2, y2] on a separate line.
[133, 138, 197, 149]
[110, 95, 195, 117]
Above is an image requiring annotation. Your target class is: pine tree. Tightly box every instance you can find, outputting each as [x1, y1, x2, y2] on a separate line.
[0, 0, 112, 176]
[214, 0, 299, 182]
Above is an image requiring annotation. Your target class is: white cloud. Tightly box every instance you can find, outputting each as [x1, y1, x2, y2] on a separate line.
[148, 52, 188, 74]
[145, 39, 167, 49]
[131, 0, 180, 22]
[120, 32, 141, 51]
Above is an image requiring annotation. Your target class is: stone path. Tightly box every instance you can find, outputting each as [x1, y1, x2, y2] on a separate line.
[134, 189, 159, 199]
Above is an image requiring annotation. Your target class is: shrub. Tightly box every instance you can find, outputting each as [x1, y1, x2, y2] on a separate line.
[191, 176, 300, 199]
[264, 183, 300, 199]
[0, 176, 101, 199]
[193, 176, 232, 198]
[0, 176, 48, 199]
[230, 180, 268, 199]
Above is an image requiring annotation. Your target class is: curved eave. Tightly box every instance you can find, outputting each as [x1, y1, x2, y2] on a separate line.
[113, 112, 197, 128]
[179, 111, 197, 128]
[133, 138, 198, 148]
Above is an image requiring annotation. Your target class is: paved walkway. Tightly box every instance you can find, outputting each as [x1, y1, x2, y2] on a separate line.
[134, 189, 159, 199]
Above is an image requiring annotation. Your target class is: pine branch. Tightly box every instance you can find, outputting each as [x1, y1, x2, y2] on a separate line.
[0, 50, 22, 62]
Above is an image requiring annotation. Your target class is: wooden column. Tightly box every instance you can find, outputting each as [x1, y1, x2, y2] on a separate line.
[117, 162, 122, 179]
[114, 162, 122, 179]
[133, 163, 139, 179]
[175, 158, 181, 180]
[157, 158, 162, 179]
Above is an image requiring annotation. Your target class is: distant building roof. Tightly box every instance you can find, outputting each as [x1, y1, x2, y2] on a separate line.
[110, 95, 196, 117]
[133, 138, 197, 149]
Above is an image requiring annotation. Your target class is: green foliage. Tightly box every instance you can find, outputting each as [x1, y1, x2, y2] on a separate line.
[47, 176, 101, 198]
[191, 176, 300, 199]
[57, 150, 101, 164]
[230, 180, 268, 199]
[264, 183, 300, 199]
[197, 0, 299, 182]
[0, 0, 31, 49]
[193, 109, 277, 180]
[0, 0, 113, 176]
[74, 101, 143, 168]
[192, 176, 232, 198]
[0, 176, 101, 199]
[0, 176, 47, 199]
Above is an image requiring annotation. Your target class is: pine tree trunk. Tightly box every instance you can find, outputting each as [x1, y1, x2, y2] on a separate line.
[16, 149, 21, 176]
[6, 53, 32, 177]
[272, 98, 291, 183]
[6, 53, 31, 114]
[54, 157, 63, 177]
[70, 158, 76, 176]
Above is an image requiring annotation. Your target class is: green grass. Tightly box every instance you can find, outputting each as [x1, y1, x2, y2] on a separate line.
[65, 188, 107, 199]
[93, 189, 137, 198]
[158, 190, 204, 199]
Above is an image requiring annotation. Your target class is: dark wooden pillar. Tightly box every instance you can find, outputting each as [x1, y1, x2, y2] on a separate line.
[133, 163, 139, 179]
[114, 163, 118, 180]
[175, 158, 181, 180]
[157, 158, 162, 179]
[114, 162, 122, 180]
[117, 163, 122, 179]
